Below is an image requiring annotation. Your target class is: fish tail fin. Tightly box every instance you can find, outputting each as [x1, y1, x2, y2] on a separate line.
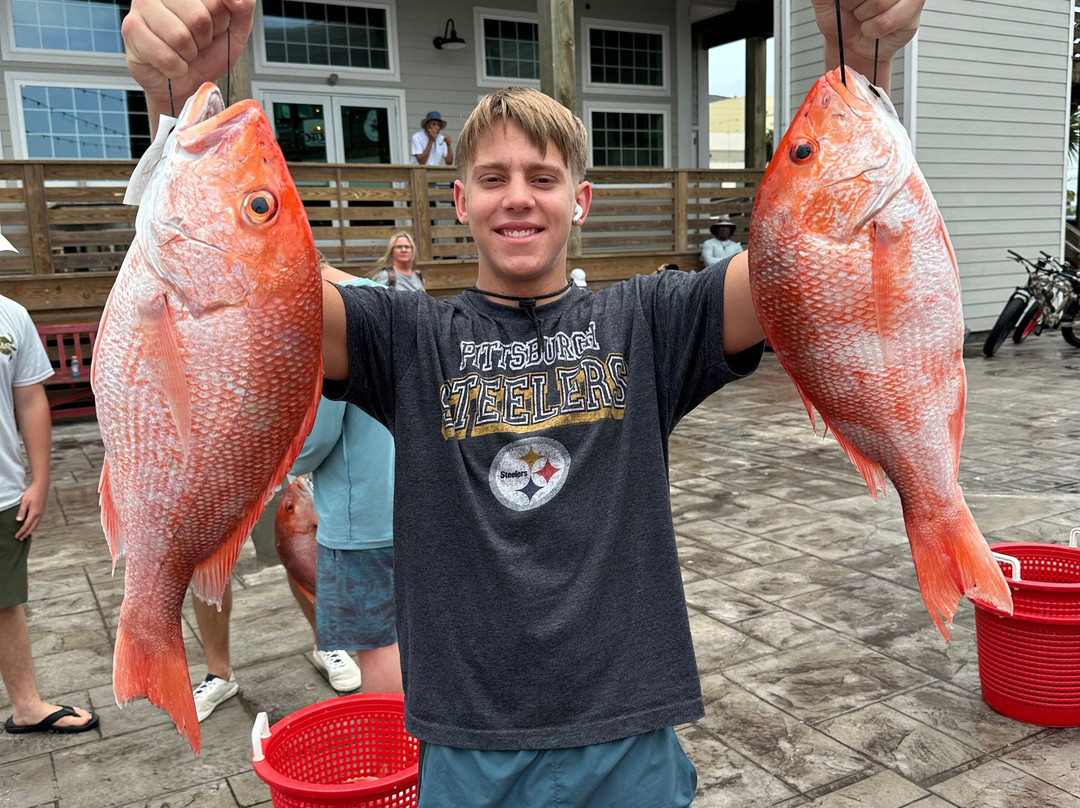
[113, 619, 201, 754]
[904, 491, 1013, 642]
[98, 458, 124, 570]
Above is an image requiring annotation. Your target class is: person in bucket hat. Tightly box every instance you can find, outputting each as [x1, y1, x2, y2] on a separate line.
[700, 213, 742, 267]
[412, 110, 453, 166]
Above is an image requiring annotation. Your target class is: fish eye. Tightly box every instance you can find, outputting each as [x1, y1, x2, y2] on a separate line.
[243, 191, 278, 224]
[790, 141, 815, 164]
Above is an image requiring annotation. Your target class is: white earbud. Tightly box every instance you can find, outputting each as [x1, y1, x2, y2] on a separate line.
[572, 203, 584, 223]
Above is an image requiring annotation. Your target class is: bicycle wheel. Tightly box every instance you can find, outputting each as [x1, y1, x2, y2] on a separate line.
[1062, 300, 1080, 348]
[983, 295, 1026, 357]
[1012, 302, 1041, 343]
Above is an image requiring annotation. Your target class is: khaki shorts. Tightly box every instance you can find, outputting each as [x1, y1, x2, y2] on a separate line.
[0, 503, 31, 610]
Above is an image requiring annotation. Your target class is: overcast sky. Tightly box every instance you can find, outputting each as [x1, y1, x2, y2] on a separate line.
[709, 38, 775, 99]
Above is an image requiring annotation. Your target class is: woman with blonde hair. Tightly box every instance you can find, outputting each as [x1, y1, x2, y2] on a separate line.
[371, 231, 426, 293]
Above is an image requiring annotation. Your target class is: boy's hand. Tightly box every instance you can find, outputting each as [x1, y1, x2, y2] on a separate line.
[811, 0, 924, 80]
[442, 134, 452, 146]
[122, 0, 255, 110]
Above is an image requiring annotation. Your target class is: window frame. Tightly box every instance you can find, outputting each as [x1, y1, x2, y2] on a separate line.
[473, 7, 541, 89]
[1, 0, 128, 66]
[580, 18, 669, 97]
[253, 0, 400, 83]
[5, 71, 146, 160]
[582, 100, 670, 169]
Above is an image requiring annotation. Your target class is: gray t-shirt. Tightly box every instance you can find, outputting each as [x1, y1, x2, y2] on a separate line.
[372, 267, 426, 293]
[326, 260, 761, 750]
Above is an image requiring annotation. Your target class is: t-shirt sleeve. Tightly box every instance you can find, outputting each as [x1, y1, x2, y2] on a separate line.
[322, 283, 399, 430]
[638, 259, 763, 423]
[13, 311, 53, 387]
[411, 130, 427, 158]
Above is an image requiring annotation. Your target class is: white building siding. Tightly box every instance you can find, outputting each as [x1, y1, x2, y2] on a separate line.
[916, 1, 1071, 330]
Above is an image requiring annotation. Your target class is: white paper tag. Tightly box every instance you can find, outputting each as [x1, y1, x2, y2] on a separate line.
[0, 226, 15, 253]
[123, 114, 178, 206]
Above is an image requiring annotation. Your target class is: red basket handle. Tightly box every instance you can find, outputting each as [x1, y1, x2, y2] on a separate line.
[252, 711, 271, 762]
[1072, 528, 1079, 549]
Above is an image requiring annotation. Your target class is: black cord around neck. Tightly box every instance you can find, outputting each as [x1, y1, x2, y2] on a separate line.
[466, 282, 573, 346]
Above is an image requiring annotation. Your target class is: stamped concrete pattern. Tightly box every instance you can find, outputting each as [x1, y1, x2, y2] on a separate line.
[1, 335, 1078, 807]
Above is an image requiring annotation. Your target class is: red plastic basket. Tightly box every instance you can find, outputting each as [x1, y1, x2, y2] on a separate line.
[251, 693, 419, 807]
[974, 529, 1080, 727]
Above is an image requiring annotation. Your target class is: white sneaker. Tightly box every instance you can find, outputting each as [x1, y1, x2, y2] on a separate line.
[310, 647, 362, 692]
[192, 674, 239, 722]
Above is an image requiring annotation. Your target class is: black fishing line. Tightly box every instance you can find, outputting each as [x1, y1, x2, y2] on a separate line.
[834, 0, 846, 86]
[226, 27, 231, 105]
[465, 282, 573, 346]
[873, 39, 879, 86]
[167, 79, 175, 117]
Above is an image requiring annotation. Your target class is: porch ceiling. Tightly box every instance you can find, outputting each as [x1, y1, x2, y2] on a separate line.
[692, 0, 773, 49]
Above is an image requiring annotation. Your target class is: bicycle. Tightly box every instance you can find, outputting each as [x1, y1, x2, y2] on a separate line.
[983, 251, 1080, 356]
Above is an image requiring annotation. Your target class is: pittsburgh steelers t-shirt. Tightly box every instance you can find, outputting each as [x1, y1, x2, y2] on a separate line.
[326, 260, 761, 750]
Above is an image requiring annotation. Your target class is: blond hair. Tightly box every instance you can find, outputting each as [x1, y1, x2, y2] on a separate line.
[456, 87, 587, 183]
[371, 231, 417, 279]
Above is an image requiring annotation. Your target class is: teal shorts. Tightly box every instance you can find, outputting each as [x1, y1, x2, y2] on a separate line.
[315, 545, 396, 651]
[0, 503, 31, 610]
[417, 727, 697, 808]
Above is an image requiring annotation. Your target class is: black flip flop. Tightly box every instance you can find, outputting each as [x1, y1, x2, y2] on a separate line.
[4, 706, 100, 735]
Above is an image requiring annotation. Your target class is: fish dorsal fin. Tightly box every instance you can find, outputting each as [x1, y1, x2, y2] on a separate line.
[98, 458, 125, 570]
[190, 356, 325, 605]
[137, 295, 191, 458]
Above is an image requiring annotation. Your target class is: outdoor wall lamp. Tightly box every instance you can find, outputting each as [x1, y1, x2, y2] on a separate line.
[433, 18, 466, 50]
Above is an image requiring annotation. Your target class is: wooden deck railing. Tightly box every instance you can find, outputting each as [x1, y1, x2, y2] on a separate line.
[0, 160, 762, 321]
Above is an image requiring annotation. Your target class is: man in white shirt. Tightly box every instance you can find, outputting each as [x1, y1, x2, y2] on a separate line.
[411, 111, 453, 166]
[0, 295, 98, 735]
[699, 215, 742, 267]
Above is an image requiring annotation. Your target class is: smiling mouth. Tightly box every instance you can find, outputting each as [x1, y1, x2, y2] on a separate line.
[498, 228, 541, 239]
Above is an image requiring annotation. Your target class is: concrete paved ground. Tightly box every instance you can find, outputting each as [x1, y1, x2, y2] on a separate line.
[2, 333, 1079, 808]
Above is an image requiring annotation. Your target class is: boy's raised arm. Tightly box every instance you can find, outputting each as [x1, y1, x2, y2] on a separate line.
[122, 0, 255, 133]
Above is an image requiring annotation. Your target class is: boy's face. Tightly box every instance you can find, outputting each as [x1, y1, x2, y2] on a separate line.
[454, 120, 590, 293]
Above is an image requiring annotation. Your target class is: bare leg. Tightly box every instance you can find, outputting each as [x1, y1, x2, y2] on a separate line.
[286, 573, 317, 640]
[0, 604, 93, 728]
[192, 581, 232, 679]
[356, 644, 403, 694]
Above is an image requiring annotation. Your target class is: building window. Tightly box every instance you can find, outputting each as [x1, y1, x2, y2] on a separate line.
[10, 0, 127, 54]
[20, 83, 150, 159]
[474, 8, 540, 88]
[483, 17, 538, 80]
[262, 0, 390, 71]
[583, 20, 667, 95]
[589, 109, 666, 168]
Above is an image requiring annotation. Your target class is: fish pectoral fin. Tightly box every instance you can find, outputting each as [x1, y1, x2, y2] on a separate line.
[98, 458, 125, 569]
[870, 220, 912, 367]
[137, 295, 192, 458]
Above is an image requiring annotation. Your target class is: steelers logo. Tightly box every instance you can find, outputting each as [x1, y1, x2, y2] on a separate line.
[488, 437, 571, 512]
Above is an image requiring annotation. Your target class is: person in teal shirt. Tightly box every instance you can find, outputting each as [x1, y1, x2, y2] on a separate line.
[290, 267, 401, 694]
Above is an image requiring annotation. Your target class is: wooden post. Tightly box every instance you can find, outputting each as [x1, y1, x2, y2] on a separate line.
[23, 164, 53, 276]
[674, 171, 689, 253]
[411, 167, 433, 263]
[745, 37, 768, 170]
[538, 0, 581, 259]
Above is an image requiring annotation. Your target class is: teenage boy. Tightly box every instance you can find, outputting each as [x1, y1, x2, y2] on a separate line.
[121, 1, 923, 804]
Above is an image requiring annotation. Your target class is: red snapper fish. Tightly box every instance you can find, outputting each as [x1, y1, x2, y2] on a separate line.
[92, 83, 323, 753]
[275, 476, 318, 601]
[747, 67, 1012, 639]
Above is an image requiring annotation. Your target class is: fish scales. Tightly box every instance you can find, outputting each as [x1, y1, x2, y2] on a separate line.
[748, 67, 1012, 639]
[92, 83, 323, 753]
[275, 477, 319, 601]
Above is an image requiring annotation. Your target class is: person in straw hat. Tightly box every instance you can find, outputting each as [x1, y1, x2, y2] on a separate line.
[411, 110, 454, 166]
[700, 214, 742, 266]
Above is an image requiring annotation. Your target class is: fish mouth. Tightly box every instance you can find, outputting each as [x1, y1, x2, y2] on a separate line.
[824, 67, 898, 122]
[174, 82, 265, 153]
